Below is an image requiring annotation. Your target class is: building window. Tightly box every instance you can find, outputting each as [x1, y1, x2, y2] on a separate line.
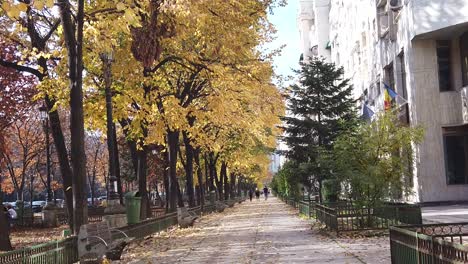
[376, 73, 381, 96]
[460, 32, 468, 86]
[444, 126, 468, 184]
[397, 53, 410, 125]
[377, 5, 389, 38]
[397, 53, 407, 99]
[436, 40, 452, 91]
[385, 63, 395, 89]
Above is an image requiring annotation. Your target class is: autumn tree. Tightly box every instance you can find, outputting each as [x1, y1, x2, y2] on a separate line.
[0, 1, 76, 229]
[85, 134, 107, 206]
[0, 39, 37, 251]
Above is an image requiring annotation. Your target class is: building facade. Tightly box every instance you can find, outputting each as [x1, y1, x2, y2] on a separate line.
[298, 0, 332, 61]
[298, 0, 468, 203]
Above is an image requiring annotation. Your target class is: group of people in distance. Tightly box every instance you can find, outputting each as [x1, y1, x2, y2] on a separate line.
[248, 186, 269, 201]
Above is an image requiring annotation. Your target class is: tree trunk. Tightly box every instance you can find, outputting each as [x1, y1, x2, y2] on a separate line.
[163, 152, 169, 211]
[112, 126, 123, 204]
[0, 211, 11, 251]
[58, 0, 88, 234]
[102, 54, 120, 203]
[204, 153, 211, 192]
[0, 171, 12, 251]
[210, 162, 219, 199]
[119, 119, 139, 173]
[217, 163, 223, 200]
[237, 176, 242, 197]
[194, 149, 204, 207]
[221, 162, 229, 200]
[136, 146, 149, 220]
[209, 153, 222, 200]
[167, 130, 180, 210]
[182, 132, 195, 207]
[16, 190, 23, 202]
[119, 119, 149, 217]
[230, 173, 236, 198]
[91, 176, 95, 206]
[45, 96, 74, 230]
[176, 181, 184, 208]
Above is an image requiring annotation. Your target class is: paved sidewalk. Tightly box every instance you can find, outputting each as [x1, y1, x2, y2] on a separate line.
[422, 204, 468, 223]
[119, 197, 390, 264]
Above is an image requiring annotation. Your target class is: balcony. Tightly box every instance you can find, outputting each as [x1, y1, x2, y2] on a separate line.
[412, 0, 468, 39]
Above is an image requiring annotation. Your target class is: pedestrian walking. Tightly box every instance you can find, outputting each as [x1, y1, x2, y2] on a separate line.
[248, 189, 253, 201]
[263, 186, 269, 200]
[255, 188, 260, 199]
[6, 204, 17, 220]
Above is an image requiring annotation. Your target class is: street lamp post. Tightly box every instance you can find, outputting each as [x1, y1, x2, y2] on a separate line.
[39, 105, 53, 205]
[39, 104, 58, 227]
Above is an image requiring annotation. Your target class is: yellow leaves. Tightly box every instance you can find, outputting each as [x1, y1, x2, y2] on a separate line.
[2, 1, 28, 19]
[1, 0, 54, 19]
[33, 1, 45, 10]
[123, 8, 140, 27]
[116, 2, 126, 11]
[32, 0, 55, 10]
[46, 0, 55, 8]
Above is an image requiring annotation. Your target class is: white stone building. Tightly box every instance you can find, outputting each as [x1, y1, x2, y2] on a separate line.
[298, 0, 468, 203]
[298, 0, 331, 61]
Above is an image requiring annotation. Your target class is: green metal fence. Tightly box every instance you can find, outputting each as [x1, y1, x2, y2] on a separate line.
[298, 201, 312, 218]
[390, 223, 468, 263]
[315, 203, 422, 233]
[115, 212, 178, 240]
[0, 205, 206, 264]
[278, 195, 314, 219]
[0, 236, 78, 264]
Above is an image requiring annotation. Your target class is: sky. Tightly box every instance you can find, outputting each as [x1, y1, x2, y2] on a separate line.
[267, 0, 301, 85]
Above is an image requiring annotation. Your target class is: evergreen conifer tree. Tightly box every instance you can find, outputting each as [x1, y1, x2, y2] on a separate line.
[281, 57, 357, 201]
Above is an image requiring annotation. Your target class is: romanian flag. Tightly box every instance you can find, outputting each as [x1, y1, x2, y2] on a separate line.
[383, 83, 398, 111]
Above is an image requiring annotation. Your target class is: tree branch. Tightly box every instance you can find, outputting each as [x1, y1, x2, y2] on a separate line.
[42, 19, 61, 42]
[0, 59, 43, 79]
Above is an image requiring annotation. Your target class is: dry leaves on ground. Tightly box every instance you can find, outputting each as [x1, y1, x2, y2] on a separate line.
[6, 225, 69, 250]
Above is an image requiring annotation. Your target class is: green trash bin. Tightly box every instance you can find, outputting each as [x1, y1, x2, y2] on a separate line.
[125, 191, 141, 224]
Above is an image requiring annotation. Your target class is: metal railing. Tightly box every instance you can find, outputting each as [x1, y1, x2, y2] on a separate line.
[390, 223, 468, 263]
[278, 194, 315, 219]
[315, 203, 422, 232]
[0, 205, 207, 264]
[150, 207, 166, 218]
[298, 200, 313, 218]
[0, 236, 78, 264]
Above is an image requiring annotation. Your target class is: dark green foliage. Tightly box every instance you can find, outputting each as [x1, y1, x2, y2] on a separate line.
[322, 179, 340, 202]
[280, 57, 357, 199]
[324, 111, 424, 206]
[271, 161, 302, 200]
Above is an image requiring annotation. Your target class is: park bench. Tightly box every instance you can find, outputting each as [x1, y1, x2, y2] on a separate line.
[215, 201, 228, 212]
[77, 221, 134, 263]
[177, 207, 198, 228]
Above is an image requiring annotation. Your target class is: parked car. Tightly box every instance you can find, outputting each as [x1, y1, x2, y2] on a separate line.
[32, 201, 46, 213]
[2, 201, 14, 207]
